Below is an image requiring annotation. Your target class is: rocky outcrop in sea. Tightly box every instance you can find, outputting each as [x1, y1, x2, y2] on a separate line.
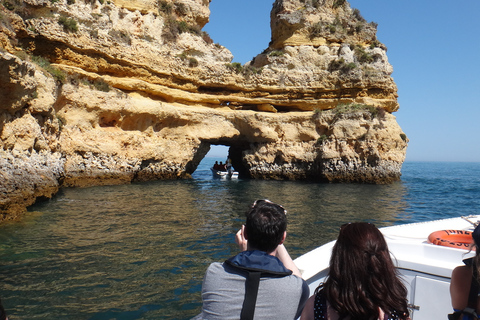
[0, 0, 408, 221]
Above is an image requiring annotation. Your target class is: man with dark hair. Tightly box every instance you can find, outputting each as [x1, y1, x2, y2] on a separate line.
[201, 200, 309, 320]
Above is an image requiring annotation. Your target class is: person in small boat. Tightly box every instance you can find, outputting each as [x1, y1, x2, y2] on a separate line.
[218, 161, 226, 171]
[449, 224, 480, 320]
[300, 222, 410, 320]
[201, 199, 309, 320]
[226, 158, 232, 172]
[213, 161, 220, 170]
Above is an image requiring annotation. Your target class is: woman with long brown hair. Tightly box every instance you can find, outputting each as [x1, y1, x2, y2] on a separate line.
[301, 222, 410, 320]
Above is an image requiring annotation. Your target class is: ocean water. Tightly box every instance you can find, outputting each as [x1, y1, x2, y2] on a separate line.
[1, 160, 480, 319]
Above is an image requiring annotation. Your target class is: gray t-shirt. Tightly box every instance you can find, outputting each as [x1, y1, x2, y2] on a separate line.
[201, 261, 309, 320]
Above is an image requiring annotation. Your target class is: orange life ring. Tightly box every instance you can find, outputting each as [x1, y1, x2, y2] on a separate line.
[428, 230, 475, 250]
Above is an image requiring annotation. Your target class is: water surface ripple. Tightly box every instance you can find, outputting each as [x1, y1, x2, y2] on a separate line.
[1, 161, 480, 319]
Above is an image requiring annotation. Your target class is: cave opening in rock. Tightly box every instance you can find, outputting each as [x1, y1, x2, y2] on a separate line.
[189, 141, 251, 179]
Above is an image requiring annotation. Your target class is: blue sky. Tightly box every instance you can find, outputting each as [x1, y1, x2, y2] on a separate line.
[203, 1, 480, 162]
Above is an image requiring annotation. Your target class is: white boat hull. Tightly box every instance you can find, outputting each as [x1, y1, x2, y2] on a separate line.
[294, 215, 480, 320]
[211, 168, 239, 179]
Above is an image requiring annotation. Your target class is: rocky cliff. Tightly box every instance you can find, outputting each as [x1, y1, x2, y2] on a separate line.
[0, 0, 408, 222]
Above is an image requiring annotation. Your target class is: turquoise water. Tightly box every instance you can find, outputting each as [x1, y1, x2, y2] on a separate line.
[1, 160, 480, 319]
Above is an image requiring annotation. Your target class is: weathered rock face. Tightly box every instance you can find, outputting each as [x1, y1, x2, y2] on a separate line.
[0, 0, 408, 222]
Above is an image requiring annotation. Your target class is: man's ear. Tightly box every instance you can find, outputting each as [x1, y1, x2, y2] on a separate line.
[243, 225, 249, 240]
[278, 231, 286, 245]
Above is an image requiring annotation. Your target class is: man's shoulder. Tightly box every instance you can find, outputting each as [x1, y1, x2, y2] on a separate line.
[205, 262, 226, 277]
[206, 261, 223, 270]
[267, 273, 310, 301]
[273, 272, 308, 288]
[205, 261, 246, 280]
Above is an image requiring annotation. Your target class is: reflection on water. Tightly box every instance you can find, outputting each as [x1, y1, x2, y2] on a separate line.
[0, 160, 419, 319]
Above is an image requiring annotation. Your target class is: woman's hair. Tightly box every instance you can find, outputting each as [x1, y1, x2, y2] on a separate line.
[472, 224, 480, 282]
[318, 222, 409, 320]
[0, 298, 6, 320]
[245, 200, 287, 253]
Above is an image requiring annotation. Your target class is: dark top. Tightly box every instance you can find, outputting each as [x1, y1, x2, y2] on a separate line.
[313, 289, 402, 320]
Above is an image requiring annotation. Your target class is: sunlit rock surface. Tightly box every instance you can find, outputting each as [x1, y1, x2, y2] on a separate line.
[0, 0, 408, 221]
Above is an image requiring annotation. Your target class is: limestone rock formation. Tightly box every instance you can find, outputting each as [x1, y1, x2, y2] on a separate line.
[0, 0, 408, 222]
